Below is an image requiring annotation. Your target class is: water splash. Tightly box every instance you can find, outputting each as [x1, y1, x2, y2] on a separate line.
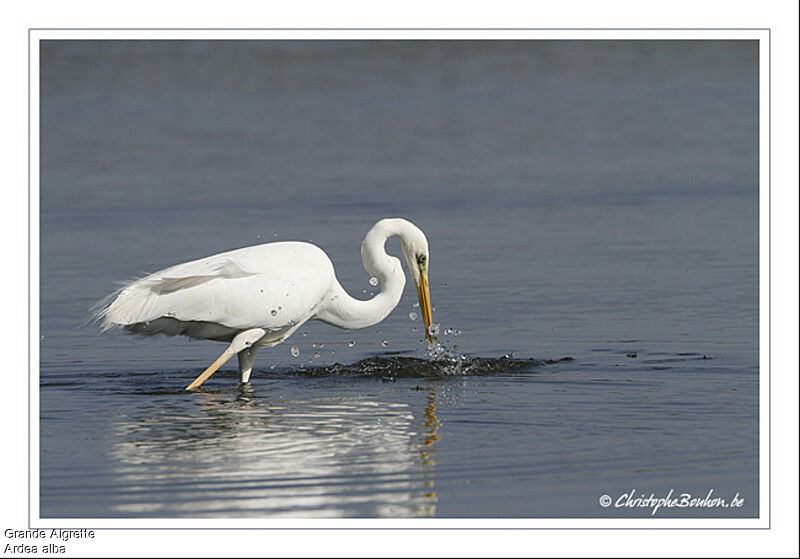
[421, 337, 466, 375]
[419, 322, 488, 375]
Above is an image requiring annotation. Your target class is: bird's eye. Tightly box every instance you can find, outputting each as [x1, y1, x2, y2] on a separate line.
[418, 254, 427, 263]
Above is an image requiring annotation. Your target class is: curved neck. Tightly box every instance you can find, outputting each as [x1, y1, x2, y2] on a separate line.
[316, 221, 408, 330]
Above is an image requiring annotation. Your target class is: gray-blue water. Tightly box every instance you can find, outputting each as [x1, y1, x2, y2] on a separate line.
[40, 40, 759, 518]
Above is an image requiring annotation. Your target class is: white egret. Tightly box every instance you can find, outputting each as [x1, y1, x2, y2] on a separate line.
[94, 218, 434, 390]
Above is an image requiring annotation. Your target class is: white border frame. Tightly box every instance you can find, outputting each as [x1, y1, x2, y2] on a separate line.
[29, 28, 770, 530]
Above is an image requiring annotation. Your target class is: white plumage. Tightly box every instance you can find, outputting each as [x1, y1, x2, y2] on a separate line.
[94, 218, 434, 389]
[97, 242, 333, 341]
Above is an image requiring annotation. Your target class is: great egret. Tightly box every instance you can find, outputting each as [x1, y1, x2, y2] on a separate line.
[94, 218, 434, 390]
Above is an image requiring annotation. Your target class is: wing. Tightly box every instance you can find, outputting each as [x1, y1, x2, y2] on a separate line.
[95, 242, 334, 338]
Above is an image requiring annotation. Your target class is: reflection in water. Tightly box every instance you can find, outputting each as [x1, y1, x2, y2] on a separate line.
[420, 390, 439, 510]
[108, 387, 440, 517]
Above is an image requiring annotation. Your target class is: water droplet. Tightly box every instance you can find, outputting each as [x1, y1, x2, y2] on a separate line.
[409, 312, 417, 321]
[302, 331, 308, 337]
[428, 324, 440, 336]
[444, 328, 452, 335]
[412, 302, 419, 308]
[291, 346, 300, 357]
[331, 349, 336, 354]
[319, 344, 324, 348]
[312, 342, 317, 348]
[412, 327, 418, 332]
[313, 351, 321, 359]
[348, 341, 355, 347]
[270, 309, 278, 316]
[381, 340, 388, 347]
[369, 276, 379, 286]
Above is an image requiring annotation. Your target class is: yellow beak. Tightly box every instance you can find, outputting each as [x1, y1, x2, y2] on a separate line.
[417, 268, 434, 343]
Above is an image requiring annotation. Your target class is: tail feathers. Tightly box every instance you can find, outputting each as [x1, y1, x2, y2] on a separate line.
[91, 259, 255, 332]
[90, 276, 161, 331]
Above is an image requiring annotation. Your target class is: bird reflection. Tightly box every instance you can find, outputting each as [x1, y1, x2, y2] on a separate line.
[420, 389, 439, 508]
[108, 384, 441, 518]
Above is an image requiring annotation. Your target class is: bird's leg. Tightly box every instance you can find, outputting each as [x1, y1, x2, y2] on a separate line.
[185, 328, 266, 390]
[237, 346, 258, 384]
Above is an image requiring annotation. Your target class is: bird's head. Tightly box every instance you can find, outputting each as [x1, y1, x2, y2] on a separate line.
[396, 221, 434, 343]
[363, 217, 435, 343]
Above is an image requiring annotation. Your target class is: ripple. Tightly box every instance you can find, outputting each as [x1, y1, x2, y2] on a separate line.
[40, 354, 575, 394]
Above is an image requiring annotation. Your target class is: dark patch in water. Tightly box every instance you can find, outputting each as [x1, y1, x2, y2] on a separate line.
[544, 357, 574, 364]
[287, 355, 553, 379]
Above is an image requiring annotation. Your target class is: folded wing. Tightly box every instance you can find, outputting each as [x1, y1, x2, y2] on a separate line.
[94, 242, 334, 340]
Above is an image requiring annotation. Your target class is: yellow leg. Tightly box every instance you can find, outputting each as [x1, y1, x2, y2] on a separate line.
[185, 328, 267, 390]
[185, 348, 236, 390]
